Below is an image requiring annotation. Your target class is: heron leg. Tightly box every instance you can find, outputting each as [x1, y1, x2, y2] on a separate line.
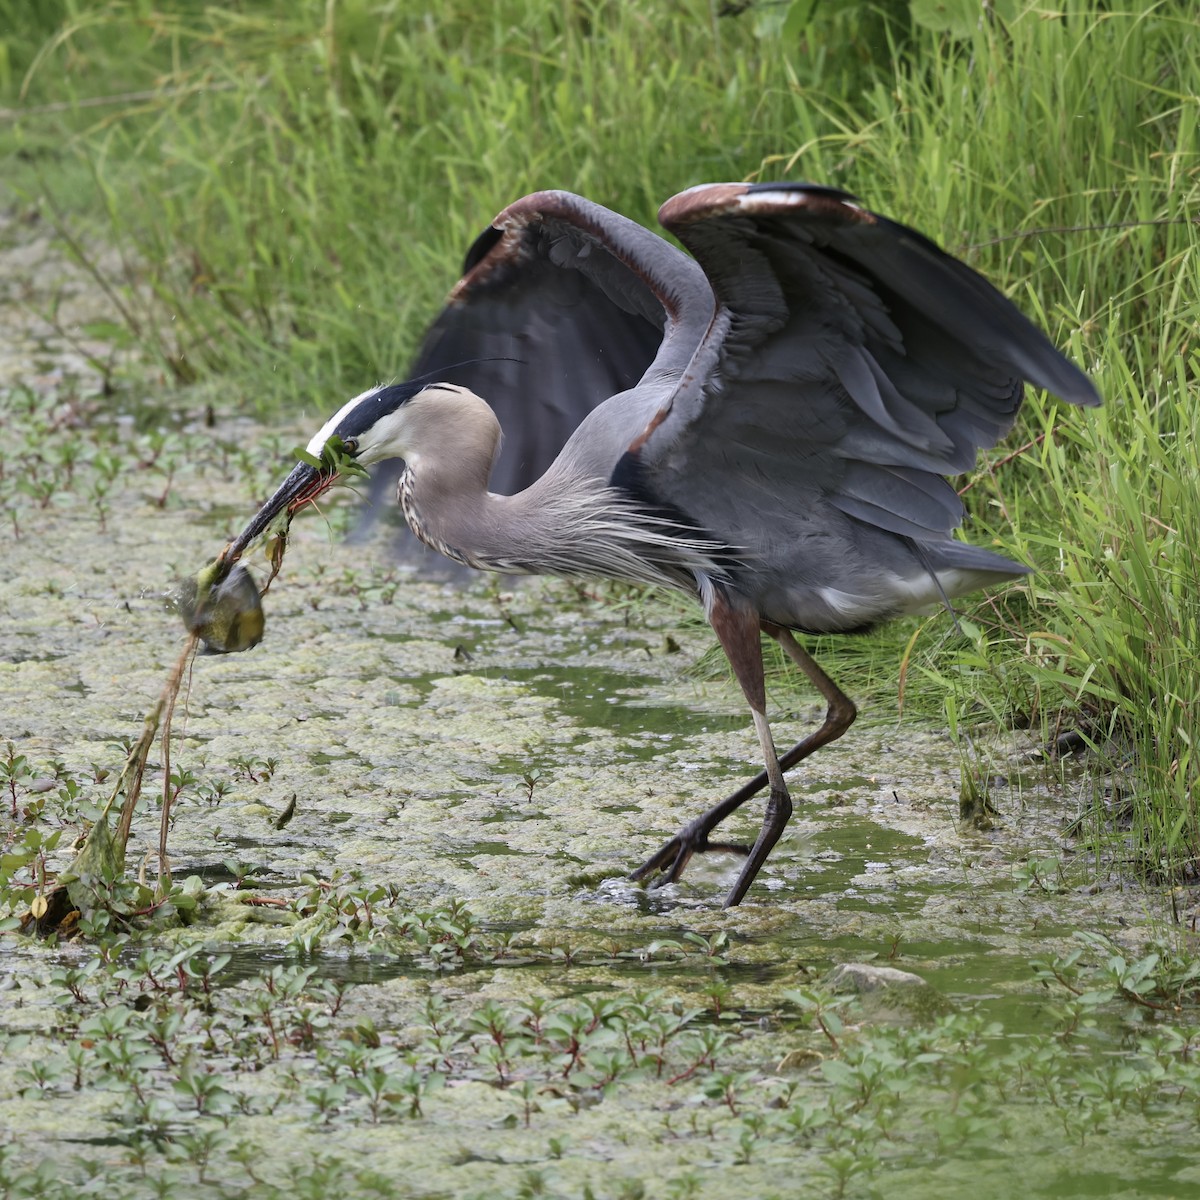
[629, 620, 857, 907]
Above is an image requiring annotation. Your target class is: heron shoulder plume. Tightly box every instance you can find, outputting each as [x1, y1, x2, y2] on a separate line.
[489, 482, 733, 587]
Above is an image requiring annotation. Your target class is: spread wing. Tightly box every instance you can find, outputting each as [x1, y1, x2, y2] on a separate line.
[362, 191, 710, 565]
[631, 182, 1098, 556]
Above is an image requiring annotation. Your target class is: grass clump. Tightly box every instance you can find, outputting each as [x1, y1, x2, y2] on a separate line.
[848, 6, 1200, 878]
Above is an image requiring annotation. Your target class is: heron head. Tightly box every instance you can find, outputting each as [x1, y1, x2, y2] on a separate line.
[224, 380, 482, 562]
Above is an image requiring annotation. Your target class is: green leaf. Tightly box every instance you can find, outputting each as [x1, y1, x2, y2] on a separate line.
[755, 0, 819, 40]
[911, 0, 1020, 37]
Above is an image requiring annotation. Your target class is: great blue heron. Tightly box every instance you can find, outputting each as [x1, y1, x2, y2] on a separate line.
[219, 182, 1099, 908]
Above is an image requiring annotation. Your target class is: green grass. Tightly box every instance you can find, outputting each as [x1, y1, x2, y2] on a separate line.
[0, 0, 976, 398]
[4, 0, 1200, 874]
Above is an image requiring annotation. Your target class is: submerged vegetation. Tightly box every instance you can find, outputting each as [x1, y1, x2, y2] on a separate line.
[3, 0, 1200, 1195]
[6, 910, 1200, 1199]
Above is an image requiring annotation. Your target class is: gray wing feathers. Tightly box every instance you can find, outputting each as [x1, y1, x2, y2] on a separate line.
[835, 463, 964, 539]
[831, 345, 957, 457]
[649, 184, 1097, 549]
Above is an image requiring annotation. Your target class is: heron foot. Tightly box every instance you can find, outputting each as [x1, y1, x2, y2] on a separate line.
[629, 822, 752, 890]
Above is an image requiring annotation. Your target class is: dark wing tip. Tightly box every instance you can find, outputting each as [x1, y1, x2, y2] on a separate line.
[1039, 361, 1102, 408]
[462, 225, 503, 273]
[1046, 350, 1102, 407]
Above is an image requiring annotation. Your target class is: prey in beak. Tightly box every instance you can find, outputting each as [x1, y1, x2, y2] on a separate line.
[180, 376, 431, 653]
[180, 434, 362, 653]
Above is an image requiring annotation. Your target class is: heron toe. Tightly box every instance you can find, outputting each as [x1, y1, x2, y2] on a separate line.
[630, 823, 752, 889]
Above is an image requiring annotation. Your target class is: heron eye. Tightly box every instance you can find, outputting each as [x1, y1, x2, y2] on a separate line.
[343, 437, 360, 456]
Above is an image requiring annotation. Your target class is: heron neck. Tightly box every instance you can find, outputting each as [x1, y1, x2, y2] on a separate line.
[397, 448, 565, 574]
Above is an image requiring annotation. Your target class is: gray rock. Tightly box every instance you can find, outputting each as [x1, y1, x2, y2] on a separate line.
[823, 962, 955, 1022]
